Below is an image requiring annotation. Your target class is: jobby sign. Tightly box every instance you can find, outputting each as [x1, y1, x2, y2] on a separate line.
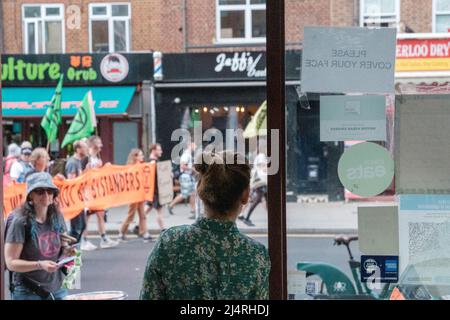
[301, 26, 396, 94]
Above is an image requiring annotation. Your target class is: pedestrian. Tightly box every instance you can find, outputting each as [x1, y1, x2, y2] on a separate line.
[65, 140, 92, 248]
[144, 143, 166, 232]
[83, 135, 118, 249]
[4, 172, 77, 300]
[167, 158, 196, 216]
[10, 141, 33, 182]
[140, 150, 271, 300]
[21, 148, 51, 181]
[119, 148, 152, 242]
[238, 148, 268, 226]
[3, 143, 21, 185]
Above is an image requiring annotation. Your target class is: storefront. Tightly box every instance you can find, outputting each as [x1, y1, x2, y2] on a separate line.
[1, 52, 153, 164]
[153, 51, 344, 200]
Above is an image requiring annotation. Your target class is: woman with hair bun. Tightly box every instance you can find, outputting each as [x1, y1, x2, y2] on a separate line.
[140, 151, 271, 300]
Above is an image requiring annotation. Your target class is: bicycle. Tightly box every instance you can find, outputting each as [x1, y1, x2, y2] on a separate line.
[297, 235, 393, 299]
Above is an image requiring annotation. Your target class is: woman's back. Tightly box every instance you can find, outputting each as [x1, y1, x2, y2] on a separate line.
[140, 217, 270, 300]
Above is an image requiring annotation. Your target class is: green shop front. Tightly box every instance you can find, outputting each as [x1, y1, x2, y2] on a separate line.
[1, 53, 153, 164]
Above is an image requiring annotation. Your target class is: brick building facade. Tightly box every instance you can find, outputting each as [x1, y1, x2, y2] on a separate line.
[1, 0, 442, 55]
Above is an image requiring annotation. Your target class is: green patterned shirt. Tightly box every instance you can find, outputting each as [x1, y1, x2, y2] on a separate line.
[140, 217, 271, 300]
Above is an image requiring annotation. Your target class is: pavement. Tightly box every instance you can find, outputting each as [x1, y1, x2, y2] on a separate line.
[82, 198, 397, 236]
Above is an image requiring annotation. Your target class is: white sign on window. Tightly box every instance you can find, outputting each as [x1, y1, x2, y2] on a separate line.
[301, 26, 396, 94]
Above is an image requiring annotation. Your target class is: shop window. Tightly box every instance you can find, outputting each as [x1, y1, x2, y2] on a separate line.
[360, 0, 400, 29]
[89, 3, 130, 53]
[434, 0, 450, 32]
[22, 4, 65, 54]
[217, 0, 266, 43]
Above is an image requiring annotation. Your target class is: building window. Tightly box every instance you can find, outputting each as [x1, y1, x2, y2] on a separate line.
[216, 0, 266, 43]
[22, 4, 65, 54]
[434, 0, 450, 33]
[360, 0, 400, 29]
[89, 3, 130, 53]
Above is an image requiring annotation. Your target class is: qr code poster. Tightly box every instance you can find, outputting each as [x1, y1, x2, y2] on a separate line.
[399, 195, 450, 284]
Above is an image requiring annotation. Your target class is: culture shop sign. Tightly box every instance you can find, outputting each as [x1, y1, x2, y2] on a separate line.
[3, 163, 156, 220]
[396, 37, 450, 72]
[1, 53, 153, 87]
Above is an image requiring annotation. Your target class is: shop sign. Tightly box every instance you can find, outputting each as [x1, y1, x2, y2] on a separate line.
[338, 142, 394, 197]
[396, 38, 450, 72]
[320, 95, 386, 142]
[1, 53, 152, 87]
[302, 26, 396, 94]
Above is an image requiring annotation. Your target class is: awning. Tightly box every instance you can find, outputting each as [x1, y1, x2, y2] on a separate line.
[1, 86, 136, 117]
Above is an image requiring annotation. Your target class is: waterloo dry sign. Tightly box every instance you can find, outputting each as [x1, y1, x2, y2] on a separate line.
[1, 53, 153, 86]
[302, 26, 396, 94]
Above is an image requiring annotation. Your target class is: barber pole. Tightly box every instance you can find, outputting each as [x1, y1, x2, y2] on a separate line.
[153, 51, 163, 81]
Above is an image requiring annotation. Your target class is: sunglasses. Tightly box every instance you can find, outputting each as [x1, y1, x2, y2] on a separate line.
[33, 188, 55, 196]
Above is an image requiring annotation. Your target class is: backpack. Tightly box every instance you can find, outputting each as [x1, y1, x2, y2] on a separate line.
[4, 212, 31, 293]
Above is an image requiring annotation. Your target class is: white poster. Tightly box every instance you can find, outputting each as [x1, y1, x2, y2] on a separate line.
[302, 26, 396, 94]
[395, 95, 450, 194]
[157, 160, 174, 205]
[399, 195, 450, 285]
[320, 95, 386, 141]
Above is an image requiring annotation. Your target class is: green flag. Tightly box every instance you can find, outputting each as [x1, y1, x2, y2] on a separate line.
[61, 91, 97, 148]
[41, 74, 63, 143]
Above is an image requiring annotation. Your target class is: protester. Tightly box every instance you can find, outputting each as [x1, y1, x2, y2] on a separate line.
[238, 149, 268, 226]
[21, 147, 52, 181]
[144, 143, 166, 232]
[65, 140, 91, 248]
[119, 148, 152, 242]
[10, 141, 33, 182]
[4, 172, 77, 300]
[83, 135, 119, 249]
[140, 151, 271, 300]
[3, 143, 21, 185]
[167, 142, 196, 216]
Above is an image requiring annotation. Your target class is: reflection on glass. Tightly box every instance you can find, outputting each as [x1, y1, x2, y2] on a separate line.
[252, 10, 266, 37]
[45, 21, 62, 53]
[436, 16, 450, 33]
[92, 20, 109, 52]
[437, 0, 450, 12]
[112, 4, 129, 17]
[93, 6, 107, 15]
[27, 22, 36, 53]
[219, 0, 246, 4]
[38, 21, 43, 53]
[45, 7, 60, 16]
[363, 0, 396, 14]
[24, 6, 41, 18]
[114, 20, 127, 52]
[221, 11, 245, 38]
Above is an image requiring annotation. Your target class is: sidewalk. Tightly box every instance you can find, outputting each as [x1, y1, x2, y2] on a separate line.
[84, 200, 396, 235]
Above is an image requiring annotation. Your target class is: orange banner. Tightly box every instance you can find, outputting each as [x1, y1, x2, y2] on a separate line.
[3, 163, 156, 220]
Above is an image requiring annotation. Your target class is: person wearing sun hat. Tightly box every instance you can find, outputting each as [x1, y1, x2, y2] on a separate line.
[4, 172, 76, 300]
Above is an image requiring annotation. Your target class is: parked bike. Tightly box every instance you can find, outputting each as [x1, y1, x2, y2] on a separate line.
[297, 235, 392, 299]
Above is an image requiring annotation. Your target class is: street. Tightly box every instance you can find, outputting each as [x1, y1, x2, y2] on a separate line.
[64, 235, 361, 300]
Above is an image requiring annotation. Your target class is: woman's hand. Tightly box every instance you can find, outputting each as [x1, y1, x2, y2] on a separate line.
[39, 260, 59, 273]
[62, 246, 77, 257]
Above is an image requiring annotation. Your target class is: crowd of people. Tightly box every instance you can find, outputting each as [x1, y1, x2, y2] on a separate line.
[3, 136, 270, 300]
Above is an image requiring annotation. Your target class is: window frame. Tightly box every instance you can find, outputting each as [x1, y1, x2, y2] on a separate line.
[359, 0, 400, 30]
[88, 3, 131, 53]
[22, 3, 65, 54]
[216, 0, 266, 44]
[433, 0, 450, 33]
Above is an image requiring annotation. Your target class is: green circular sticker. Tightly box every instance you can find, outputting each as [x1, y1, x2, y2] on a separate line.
[338, 142, 394, 197]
